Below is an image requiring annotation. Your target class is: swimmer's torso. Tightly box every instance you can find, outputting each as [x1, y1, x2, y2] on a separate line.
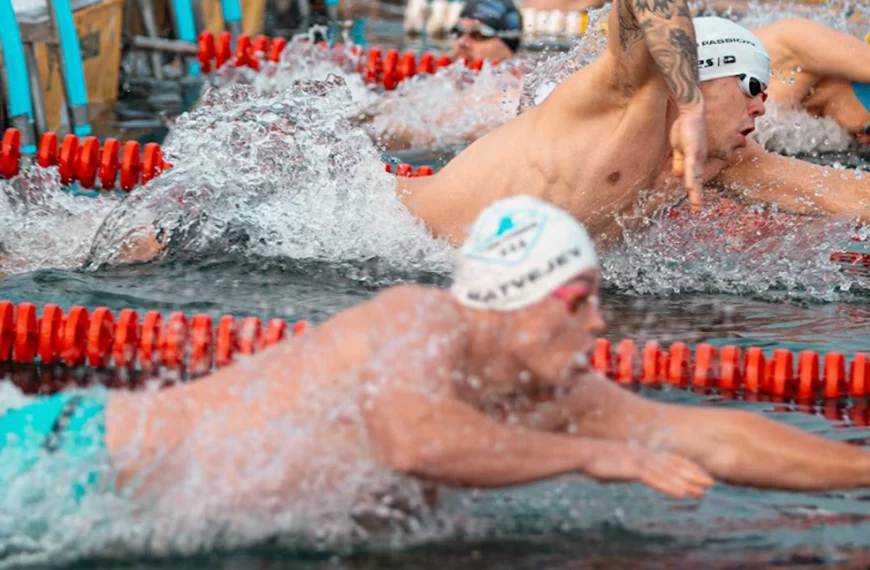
[108, 288, 465, 515]
[398, 56, 676, 245]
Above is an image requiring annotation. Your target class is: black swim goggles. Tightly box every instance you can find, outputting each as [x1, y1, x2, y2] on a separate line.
[450, 23, 522, 41]
[737, 74, 768, 102]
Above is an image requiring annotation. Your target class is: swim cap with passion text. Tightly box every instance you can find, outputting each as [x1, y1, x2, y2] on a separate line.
[694, 17, 770, 85]
[451, 195, 598, 312]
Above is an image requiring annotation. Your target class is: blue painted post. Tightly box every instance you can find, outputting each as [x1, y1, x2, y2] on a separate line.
[49, 0, 92, 136]
[221, 0, 243, 37]
[0, 0, 37, 153]
[171, 0, 201, 75]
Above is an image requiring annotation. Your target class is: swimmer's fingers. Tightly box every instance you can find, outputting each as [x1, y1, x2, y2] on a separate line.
[580, 442, 712, 498]
[683, 151, 703, 214]
[671, 113, 706, 213]
[637, 452, 714, 499]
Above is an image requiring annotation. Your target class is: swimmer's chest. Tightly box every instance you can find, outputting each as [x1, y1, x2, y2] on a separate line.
[542, 99, 669, 213]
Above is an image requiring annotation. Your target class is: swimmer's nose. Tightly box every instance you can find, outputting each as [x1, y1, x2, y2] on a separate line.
[749, 95, 766, 118]
[456, 34, 473, 53]
[588, 308, 606, 335]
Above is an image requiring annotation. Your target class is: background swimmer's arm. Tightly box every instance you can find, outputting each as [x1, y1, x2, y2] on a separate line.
[762, 19, 870, 84]
[702, 0, 749, 16]
[362, 89, 514, 151]
[712, 141, 870, 221]
[113, 226, 166, 264]
[361, 387, 711, 496]
[561, 371, 870, 490]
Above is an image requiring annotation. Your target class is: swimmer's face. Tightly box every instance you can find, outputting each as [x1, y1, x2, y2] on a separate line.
[451, 18, 514, 62]
[506, 268, 605, 386]
[702, 76, 766, 161]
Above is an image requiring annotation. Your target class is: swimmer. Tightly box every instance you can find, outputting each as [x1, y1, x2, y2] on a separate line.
[751, 18, 870, 145]
[450, 0, 524, 63]
[359, 0, 525, 151]
[396, 11, 870, 246]
[8, 197, 870, 522]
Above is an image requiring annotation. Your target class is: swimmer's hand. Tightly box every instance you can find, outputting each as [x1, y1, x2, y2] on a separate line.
[670, 106, 707, 213]
[583, 442, 713, 499]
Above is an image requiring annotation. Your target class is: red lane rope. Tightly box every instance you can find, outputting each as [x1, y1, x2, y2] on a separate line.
[0, 300, 310, 373]
[0, 129, 172, 190]
[196, 32, 494, 92]
[1, 299, 868, 406]
[591, 337, 870, 401]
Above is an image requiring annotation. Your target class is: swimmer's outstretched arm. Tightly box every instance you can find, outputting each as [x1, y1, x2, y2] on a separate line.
[559, 370, 870, 491]
[756, 19, 870, 85]
[713, 141, 870, 222]
[361, 387, 713, 498]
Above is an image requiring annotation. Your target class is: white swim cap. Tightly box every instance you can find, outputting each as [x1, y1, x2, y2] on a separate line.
[694, 17, 770, 86]
[451, 195, 598, 312]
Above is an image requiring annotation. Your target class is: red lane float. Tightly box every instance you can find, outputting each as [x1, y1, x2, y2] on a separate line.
[194, 32, 497, 92]
[0, 128, 173, 191]
[591, 337, 870, 400]
[0, 300, 310, 375]
[384, 162, 436, 177]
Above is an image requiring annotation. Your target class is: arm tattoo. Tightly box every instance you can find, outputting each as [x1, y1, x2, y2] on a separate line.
[617, 0, 701, 106]
[617, 0, 643, 52]
[645, 26, 702, 106]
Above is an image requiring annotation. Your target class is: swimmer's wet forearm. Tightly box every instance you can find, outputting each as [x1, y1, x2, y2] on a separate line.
[626, 0, 702, 107]
[362, 389, 616, 488]
[697, 409, 870, 491]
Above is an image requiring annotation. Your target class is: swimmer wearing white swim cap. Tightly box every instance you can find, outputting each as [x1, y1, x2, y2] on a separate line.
[451, 194, 598, 311]
[694, 16, 770, 100]
[398, 6, 870, 247]
[12, 197, 870, 523]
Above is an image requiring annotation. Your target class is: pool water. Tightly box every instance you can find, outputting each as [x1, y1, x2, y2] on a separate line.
[3, 2, 870, 568]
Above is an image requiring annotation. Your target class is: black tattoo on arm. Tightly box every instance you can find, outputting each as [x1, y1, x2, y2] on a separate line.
[616, 0, 643, 52]
[618, 0, 702, 106]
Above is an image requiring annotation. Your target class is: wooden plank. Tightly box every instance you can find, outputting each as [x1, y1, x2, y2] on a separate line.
[29, 0, 125, 133]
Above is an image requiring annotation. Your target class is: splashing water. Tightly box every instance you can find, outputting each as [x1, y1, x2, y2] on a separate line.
[753, 100, 855, 155]
[517, 6, 610, 114]
[0, 168, 119, 277]
[205, 36, 378, 107]
[363, 60, 524, 150]
[203, 34, 525, 152]
[604, 198, 868, 301]
[85, 75, 453, 278]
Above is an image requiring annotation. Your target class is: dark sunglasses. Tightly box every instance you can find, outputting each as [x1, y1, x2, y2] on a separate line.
[737, 74, 768, 102]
